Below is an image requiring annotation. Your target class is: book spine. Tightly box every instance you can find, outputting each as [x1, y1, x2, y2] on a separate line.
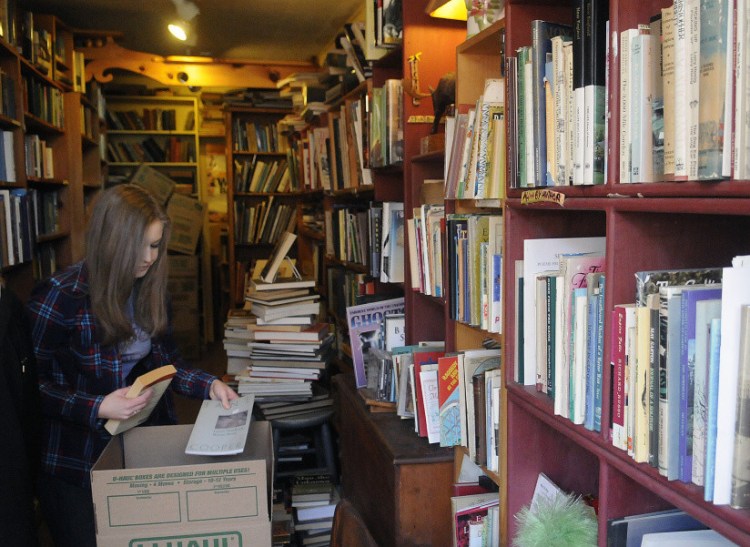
[633, 306, 651, 463]
[584, 282, 598, 430]
[630, 28, 654, 183]
[611, 306, 627, 450]
[551, 36, 569, 186]
[573, 3, 585, 185]
[731, 305, 750, 509]
[619, 29, 633, 183]
[649, 15, 664, 182]
[704, 316, 721, 501]
[594, 276, 605, 432]
[583, 0, 609, 185]
[686, 0, 701, 180]
[648, 303, 660, 468]
[697, 0, 731, 180]
[662, 6, 677, 177]
[546, 275, 555, 398]
[678, 293, 694, 482]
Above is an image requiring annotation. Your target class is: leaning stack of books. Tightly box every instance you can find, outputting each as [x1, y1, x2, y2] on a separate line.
[223, 275, 335, 403]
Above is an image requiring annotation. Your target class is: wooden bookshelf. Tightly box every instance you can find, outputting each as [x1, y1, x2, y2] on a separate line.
[0, 12, 103, 301]
[495, 1, 750, 546]
[224, 106, 299, 307]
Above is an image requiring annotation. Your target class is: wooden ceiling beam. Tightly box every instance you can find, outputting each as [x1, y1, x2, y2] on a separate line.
[78, 36, 320, 89]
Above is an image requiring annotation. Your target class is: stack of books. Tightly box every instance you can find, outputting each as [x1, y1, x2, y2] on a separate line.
[223, 275, 335, 402]
[289, 473, 340, 547]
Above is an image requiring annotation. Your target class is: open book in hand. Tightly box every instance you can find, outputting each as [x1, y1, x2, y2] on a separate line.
[104, 364, 178, 435]
[185, 395, 256, 456]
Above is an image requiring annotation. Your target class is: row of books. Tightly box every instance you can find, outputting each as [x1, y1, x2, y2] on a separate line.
[369, 79, 403, 168]
[325, 267, 375, 325]
[106, 108, 188, 132]
[231, 118, 288, 154]
[444, 213, 503, 334]
[345, 295, 502, 468]
[324, 203, 370, 267]
[23, 134, 53, 179]
[233, 196, 296, 246]
[233, 155, 294, 194]
[79, 102, 102, 143]
[619, 0, 749, 183]
[23, 74, 64, 128]
[521, 242, 607, 431]
[106, 136, 195, 164]
[0, 69, 17, 119]
[444, 78, 506, 199]
[610, 257, 750, 510]
[506, 16, 601, 187]
[321, 200, 403, 285]
[0, 187, 46, 268]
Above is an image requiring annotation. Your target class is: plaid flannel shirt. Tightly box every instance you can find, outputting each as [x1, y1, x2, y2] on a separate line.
[26, 261, 216, 488]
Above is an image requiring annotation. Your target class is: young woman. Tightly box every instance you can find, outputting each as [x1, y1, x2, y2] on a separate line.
[27, 184, 238, 547]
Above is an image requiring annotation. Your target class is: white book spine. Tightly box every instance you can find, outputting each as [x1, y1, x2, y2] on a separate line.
[619, 29, 634, 183]
[673, 0, 689, 179]
[734, 0, 750, 179]
[686, 0, 701, 180]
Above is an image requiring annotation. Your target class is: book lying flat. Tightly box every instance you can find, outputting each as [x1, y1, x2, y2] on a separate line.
[185, 395, 255, 456]
[250, 277, 316, 292]
[104, 364, 177, 435]
[253, 322, 330, 342]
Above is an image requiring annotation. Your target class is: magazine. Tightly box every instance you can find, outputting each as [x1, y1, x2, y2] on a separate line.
[345, 297, 405, 388]
[185, 395, 256, 456]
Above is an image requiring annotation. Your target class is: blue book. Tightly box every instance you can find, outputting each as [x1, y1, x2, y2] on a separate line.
[678, 285, 723, 483]
[593, 275, 606, 432]
[704, 317, 721, 502]
[584, 273, 602, 430]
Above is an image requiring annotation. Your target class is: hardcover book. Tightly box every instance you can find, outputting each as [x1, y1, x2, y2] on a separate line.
[104, 364, 177, 436]
[731, 305, 750, 509]
[413, 349, 446, 438]
[678, 285, 723, 482]
[691, 297, 722, 487]
[438, 354, 462, 448]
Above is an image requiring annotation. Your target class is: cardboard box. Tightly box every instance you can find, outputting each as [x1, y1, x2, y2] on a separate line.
[167, 193, 205, 255]
[130, 164, 176, 205]
[91, 421, 273, 547]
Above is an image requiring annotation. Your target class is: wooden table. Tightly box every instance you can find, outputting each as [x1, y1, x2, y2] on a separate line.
[333, 373, 455, 547]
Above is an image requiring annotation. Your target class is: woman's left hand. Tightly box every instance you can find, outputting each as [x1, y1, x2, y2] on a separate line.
[209, 379, 239, 409]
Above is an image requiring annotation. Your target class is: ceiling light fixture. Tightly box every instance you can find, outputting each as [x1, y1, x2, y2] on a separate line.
[425, 0, 468, 21]
[168, 21, 188, 41]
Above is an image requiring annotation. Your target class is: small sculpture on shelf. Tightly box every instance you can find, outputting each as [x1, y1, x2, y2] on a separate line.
[430, 71, 456, 134]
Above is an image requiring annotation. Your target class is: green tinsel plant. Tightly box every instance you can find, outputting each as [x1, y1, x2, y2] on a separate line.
[514, 492, 598, 547]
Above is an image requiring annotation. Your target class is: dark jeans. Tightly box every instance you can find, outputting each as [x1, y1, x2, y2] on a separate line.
[37, 473, 96, 547]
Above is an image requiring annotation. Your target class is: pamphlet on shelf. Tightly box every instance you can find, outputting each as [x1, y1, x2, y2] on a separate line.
[185, 395, 256, 456]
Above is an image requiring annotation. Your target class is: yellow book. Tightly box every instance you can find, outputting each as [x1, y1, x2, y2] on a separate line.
[633, 306, 651, 463]
[104, 364, 177, 435]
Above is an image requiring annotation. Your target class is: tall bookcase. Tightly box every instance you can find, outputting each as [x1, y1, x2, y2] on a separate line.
[491, 1, 750, 546]
[224, 106, 298, 307]
[0, 12, 105, 302]
[104, 95, 199, 193]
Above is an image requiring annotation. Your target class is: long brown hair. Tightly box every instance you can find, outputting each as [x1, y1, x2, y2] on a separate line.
[85, 184, 171, 346]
